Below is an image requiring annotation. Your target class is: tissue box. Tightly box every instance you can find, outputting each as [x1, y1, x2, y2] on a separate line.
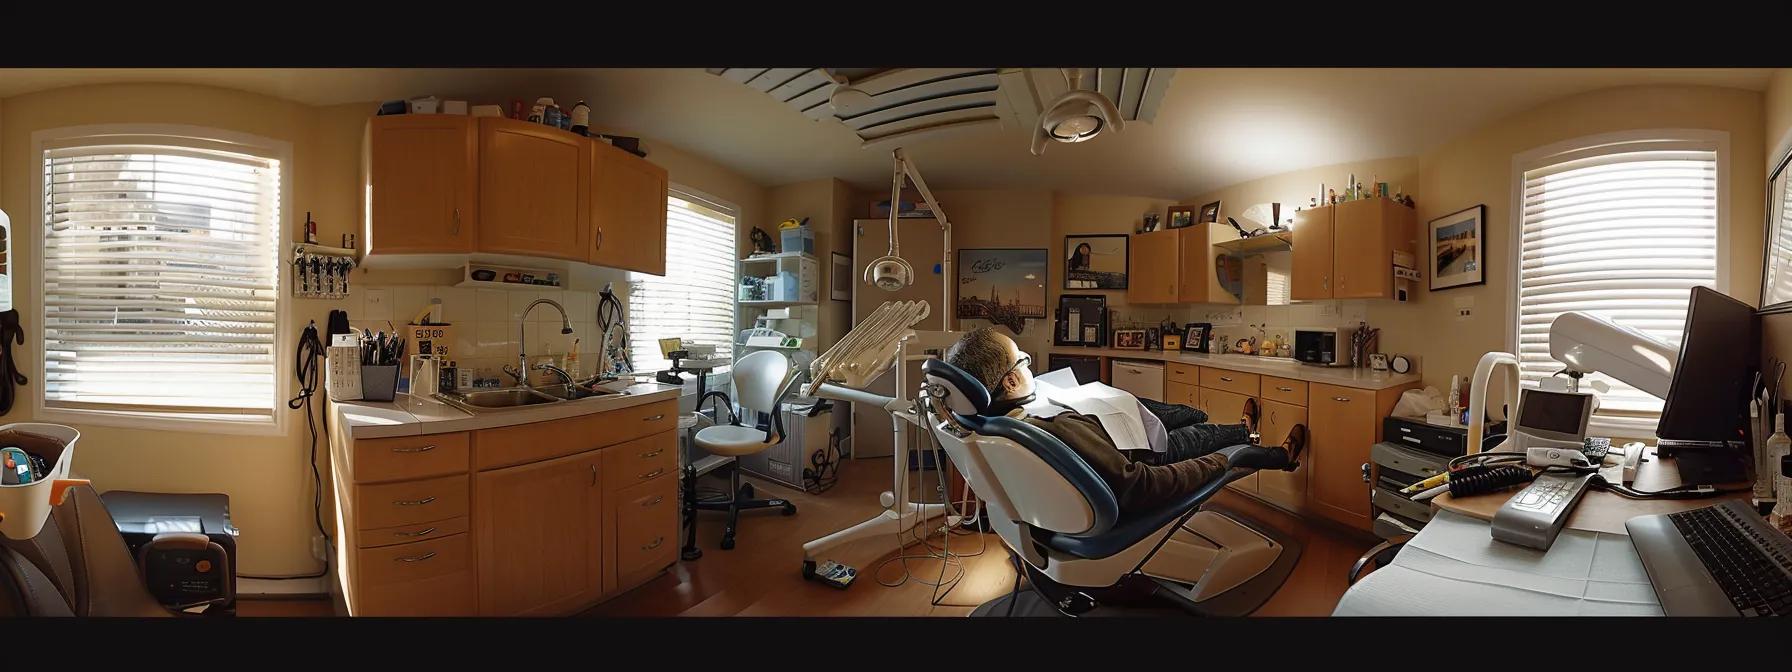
[779, 226, 815, 255]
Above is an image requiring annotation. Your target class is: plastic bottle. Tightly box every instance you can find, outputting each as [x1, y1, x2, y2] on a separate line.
[1771, 413, 1792, 533]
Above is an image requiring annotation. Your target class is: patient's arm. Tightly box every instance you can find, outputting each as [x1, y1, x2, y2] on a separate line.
[1025, 412, 1231, 513]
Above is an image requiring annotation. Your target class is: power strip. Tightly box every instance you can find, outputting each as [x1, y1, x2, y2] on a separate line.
[1621, 442, 1646, 483]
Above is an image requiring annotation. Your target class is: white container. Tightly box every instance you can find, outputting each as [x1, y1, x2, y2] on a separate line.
[441, 100, 469, 115]
[0, 423, 79, 540]
[471, 104, 504, 118]
[408, 96, 440, 114]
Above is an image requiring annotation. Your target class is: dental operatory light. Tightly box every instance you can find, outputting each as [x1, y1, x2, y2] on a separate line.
[1031, 67, 1125, 156]
[867, 149, 953, 316]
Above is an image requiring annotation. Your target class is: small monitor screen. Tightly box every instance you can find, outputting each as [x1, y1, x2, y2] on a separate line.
[1517, 389, 1591, 436]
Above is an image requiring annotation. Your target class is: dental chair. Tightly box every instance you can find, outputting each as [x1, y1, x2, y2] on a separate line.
[919, 359, 1298, 616]
[0, 483, 171, 616]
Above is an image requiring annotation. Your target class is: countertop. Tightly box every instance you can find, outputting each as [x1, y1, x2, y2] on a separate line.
[330, 381, 683, 440]
[1046, 346, 1422, 391]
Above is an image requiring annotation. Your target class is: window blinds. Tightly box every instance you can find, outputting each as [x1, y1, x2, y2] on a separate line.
[42, 141, 282, 418]
[1517, 148, 1717, 422]
[627, 190, 738, 373]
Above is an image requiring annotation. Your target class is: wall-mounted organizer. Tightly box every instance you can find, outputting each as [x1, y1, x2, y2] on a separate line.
[292, 243, 358, 299]
[455, 261, 562, 290]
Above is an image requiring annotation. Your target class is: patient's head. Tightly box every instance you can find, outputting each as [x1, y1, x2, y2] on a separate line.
[944, 327, 1033, 401]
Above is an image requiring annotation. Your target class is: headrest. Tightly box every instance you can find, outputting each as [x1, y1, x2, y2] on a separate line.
[920, 359, 991, 416]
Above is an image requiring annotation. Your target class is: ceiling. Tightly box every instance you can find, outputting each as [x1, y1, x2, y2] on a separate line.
[0, 68, 1771, 199]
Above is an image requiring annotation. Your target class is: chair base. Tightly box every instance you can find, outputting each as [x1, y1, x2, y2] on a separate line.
[683, 463, 795, 552]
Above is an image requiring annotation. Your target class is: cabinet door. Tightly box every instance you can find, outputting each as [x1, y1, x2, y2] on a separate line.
[1307, 383, 1376, 529]
[1165, 381, 1198, 408]
[1177, 224, 1210, 302]
[590, 142, 669, 275]
[1255, 399, 1309, 512]
[365, 115, 476, 254]
[1125, 229, 1180, 304]
[1198, 387, 1256, 494]
[474, 449, 605, 616]
[1332, 199, 1392, 299]
[478, 118, 590, 261]
[1291, 205, 1333, 300]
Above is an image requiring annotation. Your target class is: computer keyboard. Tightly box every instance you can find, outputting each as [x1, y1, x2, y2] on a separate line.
[1667, 505, 1792, 617]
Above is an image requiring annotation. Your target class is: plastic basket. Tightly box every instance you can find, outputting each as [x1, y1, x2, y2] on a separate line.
[0, 423, 79, 540]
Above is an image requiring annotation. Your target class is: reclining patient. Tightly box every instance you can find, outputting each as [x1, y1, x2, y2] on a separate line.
[944, 328, 1307, 513]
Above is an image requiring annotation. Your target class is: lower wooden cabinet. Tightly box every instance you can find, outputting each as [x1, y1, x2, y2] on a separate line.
[1255, 400, 1309, 512]
[1199, 387, 1257, 494]
[474, 448, 606, 616]
[607, 473, 678, 593]
[353, 532, 476, 616]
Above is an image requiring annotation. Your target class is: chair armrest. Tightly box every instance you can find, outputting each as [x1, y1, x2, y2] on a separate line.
[698, 390, 737, 425]
[1347, 535, 1411, 586]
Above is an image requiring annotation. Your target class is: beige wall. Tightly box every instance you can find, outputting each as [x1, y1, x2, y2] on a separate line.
[766, 178, 854, 351]
[0, 83, 771, 576]
[1761, 71, 1792, 396]
[1182, 156, 1421, 230]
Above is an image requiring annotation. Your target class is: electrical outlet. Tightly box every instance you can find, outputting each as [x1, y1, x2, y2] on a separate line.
[1453, 295, 1474, 321]
[1318, 301, 1339, 318]
[311, 535, 329, 562]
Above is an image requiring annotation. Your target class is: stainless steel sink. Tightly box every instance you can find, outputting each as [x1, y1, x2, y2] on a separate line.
[435, 388, 562, 412]
[536, 383, 618, 401]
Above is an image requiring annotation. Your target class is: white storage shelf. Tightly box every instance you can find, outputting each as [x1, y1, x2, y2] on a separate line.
[738, 253, 820, 304]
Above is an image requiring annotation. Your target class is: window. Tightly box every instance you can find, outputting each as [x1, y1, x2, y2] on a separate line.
[627, 188, 738, 373]
[38, 129, 286, 426]
[1512, 131, 1726, 436]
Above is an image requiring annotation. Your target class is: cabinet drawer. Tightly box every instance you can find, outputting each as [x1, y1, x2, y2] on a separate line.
[354, 533, 474, 616]
[612, 475, 678, 581]
[1166, 362, 1199, 385]
[1199, 367, 1259, 397]
[352, 432, 470, 484]
[1260, 376, 1308, 406]
[603, 431, 677, 490]
[355, 474, 469, 530]
[474, 399, 677, 470]
[357, 516, 470, 549]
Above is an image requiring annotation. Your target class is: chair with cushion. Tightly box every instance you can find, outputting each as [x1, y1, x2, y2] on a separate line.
[0, 483, 172, 616]
[918, 358, 1297, 616]
[686, 350, 799, 554]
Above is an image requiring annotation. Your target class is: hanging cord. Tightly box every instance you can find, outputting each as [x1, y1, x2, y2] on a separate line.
[0, 309, 26, 415]
[870, 428, 988, 606]
[246, 321, 330, 580]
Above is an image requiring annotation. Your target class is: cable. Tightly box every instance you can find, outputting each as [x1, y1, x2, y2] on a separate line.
[1592, 476, 1748, 500]
[250, 322, 331, 581]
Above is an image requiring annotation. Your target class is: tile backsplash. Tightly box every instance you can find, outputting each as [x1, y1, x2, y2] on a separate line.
[345, 284, 607, 386]
[1107, 299, 1371, 358]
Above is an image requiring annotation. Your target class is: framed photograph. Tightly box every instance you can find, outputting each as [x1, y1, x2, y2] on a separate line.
[1167, 205, 1197, 229]
[1141, 213, 1161, 232]
[1145, 328, 1160, 351]
[1429, 204, 1486, 291]
[1368, 353, 1389, 371]
[1113, 329, 1146, 350]
[1055, 294, 1108, 346]
[1198, 200, 1222, 223]
[830, 252, 852, 302]
[1163, 333, 1182, 351]
[1762, 146, 1792, 313]
[1181, 323, 1212, 353]
[957, 248, 1048, 333]
[1064, 234, 1129, 290]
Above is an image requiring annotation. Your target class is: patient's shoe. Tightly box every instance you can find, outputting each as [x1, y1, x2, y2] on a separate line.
[1241, 397, 1261, 443]
[1281, 423, 1309, 469]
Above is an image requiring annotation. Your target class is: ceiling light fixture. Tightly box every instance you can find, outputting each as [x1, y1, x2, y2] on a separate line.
[1032, 67, 1125, 155]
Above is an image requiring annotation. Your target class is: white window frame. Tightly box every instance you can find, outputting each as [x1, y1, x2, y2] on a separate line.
[1507, 128, 1730, 438]
[29, 124, 293, 436]
[627, 183, 739, 384]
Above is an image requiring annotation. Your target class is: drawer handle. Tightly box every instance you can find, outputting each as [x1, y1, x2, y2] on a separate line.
[1276, 386, 1294, 392]
[1220, 376, 1233, 382]
[641, 537, 665, 551]
[392, 444, 437, 453]
[395, 551, 438, 563]
[644, 413, 666, 422]
[395, 527, 437, 538]
[640, 448, 665, 459]
[641, 495, 665, 507]
[393, 496, 437, 506]
[592, 464, 598, 486]
[1333, 396, 1352, 403]
[638, 468, 666, 480]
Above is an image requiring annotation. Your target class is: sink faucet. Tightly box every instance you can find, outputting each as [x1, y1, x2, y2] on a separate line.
[503, 298, 574, 387]
[534, 362, 575, 386]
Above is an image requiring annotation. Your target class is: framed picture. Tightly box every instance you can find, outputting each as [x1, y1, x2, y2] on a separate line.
[1064, 234, 1129, 290]
[957, 248, 1048, 333]
[1199, 200, 1222, 223]
[1762, 146, 1792, 313]
[1141, 213, 1161, 232]
[830, 252, 852, 302]
[1163, 333, 1182, 351]
[1145, 328, 1160, 351]
[1182, 323, 1212, 353]
[1167, 205, 1197, 229]
[1429, 204, 1486, 291]
[1055, 294, 1108, 346]
[1113, 329, 1146, 350]
[1368, 353, 1389, 371]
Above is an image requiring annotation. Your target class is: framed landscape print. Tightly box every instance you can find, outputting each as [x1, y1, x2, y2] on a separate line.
[1762, 147, 1792, 313]
[957, 248, 1048, 333]
[1429, 204, 1486, 291]
[1064, 234, 1129, 290]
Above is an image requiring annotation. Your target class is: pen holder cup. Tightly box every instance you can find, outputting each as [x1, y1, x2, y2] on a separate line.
[361, 365, 399, 402]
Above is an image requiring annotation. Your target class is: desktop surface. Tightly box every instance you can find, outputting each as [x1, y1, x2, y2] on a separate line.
[1431, 445, 1751, 536]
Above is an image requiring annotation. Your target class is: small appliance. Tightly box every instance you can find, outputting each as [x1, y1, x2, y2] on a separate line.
[1294, 327, 1355, 367]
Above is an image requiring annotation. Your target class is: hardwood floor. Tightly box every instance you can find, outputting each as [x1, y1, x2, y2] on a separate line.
[239, 456, 1379, 617]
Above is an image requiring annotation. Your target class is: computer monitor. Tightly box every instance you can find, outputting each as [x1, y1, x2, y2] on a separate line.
[1512, 388, 1595, 450]
[1656, 286, 1759, 483]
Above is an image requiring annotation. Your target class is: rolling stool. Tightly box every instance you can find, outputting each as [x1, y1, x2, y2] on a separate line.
[684, 350, 798, 554]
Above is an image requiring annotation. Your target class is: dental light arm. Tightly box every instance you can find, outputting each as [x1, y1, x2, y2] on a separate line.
[805, 300, 931, 395]
[1468, 311, 1679, 453]
[866, 149, 952, 319]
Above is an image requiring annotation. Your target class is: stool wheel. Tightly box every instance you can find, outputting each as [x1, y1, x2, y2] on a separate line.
[720, 536, 736, 550]
[740, 483, 755, 498]
[781, 503, 797, 516]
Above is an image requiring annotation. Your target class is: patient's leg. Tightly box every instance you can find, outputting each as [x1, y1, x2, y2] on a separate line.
[1138, 397, 1208, 429]
[1162, 422, 1253, 461]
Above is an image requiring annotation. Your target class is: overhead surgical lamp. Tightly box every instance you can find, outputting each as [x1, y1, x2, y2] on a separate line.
[1031, 67, 1125, 156]
[866, 148, 952, 319]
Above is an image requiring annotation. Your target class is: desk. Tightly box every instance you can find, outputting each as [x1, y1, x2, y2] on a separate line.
[1430, 446, 1752, 535]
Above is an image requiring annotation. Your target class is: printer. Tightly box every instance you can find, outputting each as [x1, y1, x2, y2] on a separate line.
[100, 491, 239, 615]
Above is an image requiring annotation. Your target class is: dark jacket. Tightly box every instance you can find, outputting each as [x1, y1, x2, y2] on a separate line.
[1014, 409, 1230, 513]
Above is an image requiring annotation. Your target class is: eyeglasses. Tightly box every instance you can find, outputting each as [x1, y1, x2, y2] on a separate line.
[1006, 354, 1032, 378]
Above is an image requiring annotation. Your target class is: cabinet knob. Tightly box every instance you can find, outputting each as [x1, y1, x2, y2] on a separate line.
[639, 467, 666, 481]
[392, 444, 436, 453]
[394, 527, 437, 538]
[393, 496, 437, 506]
[395, 551, 438, 563]
[1333, 396, 1352, 403]
[642, 495, 665, 507]
[1276, 386, 1294, 392]
[591, 464, 598, 486]
[1220, 376, 1233, 382]
[640, 448, 665, 459]
[595, 226, 604, 250]
[644, 414, 666, 422]
[642, 536, 665, 551]
[452, 208, 461, 235]
[1361, 463, 1372, 483]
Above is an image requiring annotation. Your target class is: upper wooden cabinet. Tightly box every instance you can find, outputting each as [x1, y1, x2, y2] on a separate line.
[477, 118, 590, 262]
[1291, 199, 1416, 301]
[589, 141, 669, 275]
[1126, 229, 1181, 304]
[363, 115, 478, 254]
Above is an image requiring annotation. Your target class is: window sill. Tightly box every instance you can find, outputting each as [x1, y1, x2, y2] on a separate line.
[34, 405, 285, 438]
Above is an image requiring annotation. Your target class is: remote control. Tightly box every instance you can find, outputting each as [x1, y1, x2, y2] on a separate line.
[1492, 471, 1595, 550]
